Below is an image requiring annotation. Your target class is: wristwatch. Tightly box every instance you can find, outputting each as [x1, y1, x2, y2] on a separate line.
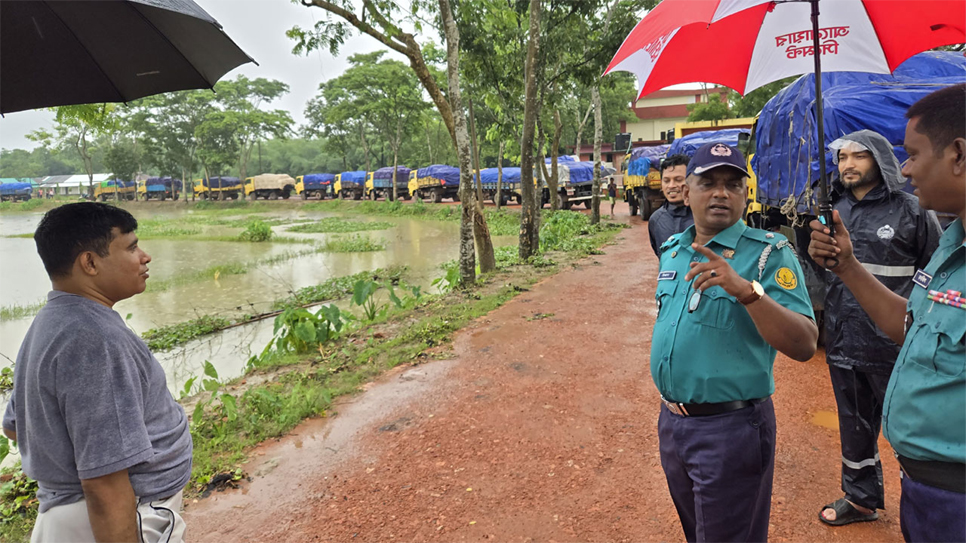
[739, 280, 765, 305]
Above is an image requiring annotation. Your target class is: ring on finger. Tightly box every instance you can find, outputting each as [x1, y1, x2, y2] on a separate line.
[710, 271, 718, 278]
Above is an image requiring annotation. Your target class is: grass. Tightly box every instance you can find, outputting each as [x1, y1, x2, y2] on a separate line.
[319, 234, 385, 253]
[0, 300, 46, 322]
[272, 266, 406, 310]
[286, 217, 394, 234]
[141, 315, 233, 352]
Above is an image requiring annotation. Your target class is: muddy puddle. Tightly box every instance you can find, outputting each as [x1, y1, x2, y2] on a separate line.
[1, 206, 514, 396]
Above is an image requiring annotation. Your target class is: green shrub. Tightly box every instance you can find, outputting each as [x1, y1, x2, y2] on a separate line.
[238, 219, 273, 242]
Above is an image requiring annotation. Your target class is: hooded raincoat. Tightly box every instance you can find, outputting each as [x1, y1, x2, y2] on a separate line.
[825, 130, 942, 374]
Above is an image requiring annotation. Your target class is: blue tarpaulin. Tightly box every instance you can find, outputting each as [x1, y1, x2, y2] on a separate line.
[667, 128, 750, 158]
[753, 51, 966, 212]
[302, 173, 335, 188]
[0, 182, 32, 195]
[201, 176, 241, 188]
[480, 167, 522, 186]
[629, 144, 670, 162]
[373, 167, 411, 188]
[417, 165, 460, 186]
[145, 177, 182, 191]
[627, 157, 653, 177]
[339, 171, 367, 185]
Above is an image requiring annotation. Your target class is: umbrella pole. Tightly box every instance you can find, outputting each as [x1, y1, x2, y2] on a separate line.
[810, 0, 836, 244]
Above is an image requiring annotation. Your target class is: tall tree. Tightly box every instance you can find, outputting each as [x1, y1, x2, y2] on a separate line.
[518, 0, 542, 259]
[289, 0, 494, 286]
[49, 104, 114, 198]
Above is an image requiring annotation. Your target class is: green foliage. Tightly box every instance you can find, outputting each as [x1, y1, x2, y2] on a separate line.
[0, 460, 38, 543]
[320, 234, 385, 252]
[265, 306, 346, 355]
[142, 316, 232, 352]
[0, 367, 12, 394]
[728, 76, 799, 118]
[238, 219, 274, 242]
[272, 267, 405, 309]
[539, 210, 623, 255]
[136, 218, 203, 237]
[432, 264, 461, 294]
[686, 93, 733, 122]
[350, 279, 409, 321]
[286, 217, 394, 233]
[0, 300, 46, 322]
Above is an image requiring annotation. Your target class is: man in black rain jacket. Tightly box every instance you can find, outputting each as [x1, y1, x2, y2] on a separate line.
[817, 129, 942, 526]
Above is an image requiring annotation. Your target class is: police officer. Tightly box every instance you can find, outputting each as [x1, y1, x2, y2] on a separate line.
[648, 154, 694, 257]
[809, 84, 965, 542]
[818, 130, 942, 526]
[653, 142, 818, 542]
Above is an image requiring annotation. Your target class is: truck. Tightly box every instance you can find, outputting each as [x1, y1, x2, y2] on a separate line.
[479, 167, 530, 205]
[366, 167, 411, 201]
[334, 171, 367, 200]
[94, 179, 135, 201]
[194, 176, 242, 200]
[138, 177, 182, 200]
[0, 182, 33, 202]
[244, 173, 297, 200]
[540, 157, 615, 210]
[408, 165, 460, 203]
[296, 173, 334, 200]
[622, 145, 668, 219]
[747, 51, 966, 332]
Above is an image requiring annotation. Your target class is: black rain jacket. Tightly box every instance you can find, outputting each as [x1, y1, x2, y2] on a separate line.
[824, 130, 943, 374]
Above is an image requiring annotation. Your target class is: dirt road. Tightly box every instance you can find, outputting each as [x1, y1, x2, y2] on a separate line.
[184, 205, 903, 542]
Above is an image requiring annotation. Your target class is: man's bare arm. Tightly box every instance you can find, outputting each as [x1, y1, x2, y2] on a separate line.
[80, 469, 138, 543]
[808, 210, 907, 343]
[745, 298, 819, 361]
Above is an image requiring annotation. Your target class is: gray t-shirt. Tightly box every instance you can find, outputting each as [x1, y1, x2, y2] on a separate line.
[2, 291, 192, 513]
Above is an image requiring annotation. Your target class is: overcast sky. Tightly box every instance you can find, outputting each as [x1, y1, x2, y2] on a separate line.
[0, 0, 410, 151]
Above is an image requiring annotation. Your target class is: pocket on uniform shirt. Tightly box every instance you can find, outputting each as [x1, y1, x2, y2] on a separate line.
[655, 280, 678, 322]
[691, 286, 737, 330]
[930, 308, 966, 376]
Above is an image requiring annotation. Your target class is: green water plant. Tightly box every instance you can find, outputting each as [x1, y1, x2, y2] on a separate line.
[238, 219, 273, 242]
[142, 316, 232, 352]
[286, 217, 393, 234]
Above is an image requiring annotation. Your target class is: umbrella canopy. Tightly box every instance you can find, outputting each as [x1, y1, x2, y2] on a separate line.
[606, 0, 964, 99]
[1, 0, 254, 114]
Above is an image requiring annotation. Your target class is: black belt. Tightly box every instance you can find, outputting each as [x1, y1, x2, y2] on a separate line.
[661, 396, 768, 417]
[897, 454, 966, 494]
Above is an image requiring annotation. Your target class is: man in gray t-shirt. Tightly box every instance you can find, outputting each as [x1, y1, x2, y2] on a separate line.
[2, 203, 192, 542]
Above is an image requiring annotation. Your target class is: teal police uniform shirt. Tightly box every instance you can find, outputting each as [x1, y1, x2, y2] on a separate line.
[650, 220, 815, 404]
[882, 218, 966, 464]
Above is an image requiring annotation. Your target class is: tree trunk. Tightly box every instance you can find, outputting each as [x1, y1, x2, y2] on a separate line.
[468, 98, 496, 273]
[575, 102, 592, 156]
[591, 86, 603, 225]
[518, 0, 541, 260]
[496, 140, 504, 211]
[359, 123, 372, 172]
[538, 119, 558, 212]
[439, 0, 478, 288]
[392, 119, 402, 202]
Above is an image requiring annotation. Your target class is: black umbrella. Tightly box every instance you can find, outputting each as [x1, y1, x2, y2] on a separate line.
[0, 0, 255, 114]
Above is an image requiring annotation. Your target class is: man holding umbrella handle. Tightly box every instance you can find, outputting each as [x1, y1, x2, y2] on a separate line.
[808, 84, 965, 543]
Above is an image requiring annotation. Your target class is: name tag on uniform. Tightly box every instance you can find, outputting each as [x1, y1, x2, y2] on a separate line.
[913, 269, 932, 289]
[658, 271, 677, 281]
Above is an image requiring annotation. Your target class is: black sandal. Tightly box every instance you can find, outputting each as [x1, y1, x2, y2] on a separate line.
[819, 498, 879, 526]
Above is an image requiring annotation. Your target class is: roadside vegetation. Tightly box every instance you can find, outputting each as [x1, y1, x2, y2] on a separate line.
[286, 217, 394, 233]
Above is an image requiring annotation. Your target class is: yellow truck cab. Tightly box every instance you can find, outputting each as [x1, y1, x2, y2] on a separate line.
[738, 117, 763, 223]
[407, 170, 418, 198]
[364, 172, 374, 199]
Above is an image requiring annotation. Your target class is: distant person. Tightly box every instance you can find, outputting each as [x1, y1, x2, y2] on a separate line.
[648, 154, 694, 257]
[817, 130, 941, 527]
[653, 142, 817, 542]
[2, 203, 192, 543]
[607, 179, 617, 218]
[809, 83, 965, 543]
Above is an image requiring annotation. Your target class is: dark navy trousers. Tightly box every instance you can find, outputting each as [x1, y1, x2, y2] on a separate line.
[658, 398, 776, 543]
[900, 472, 966, 543]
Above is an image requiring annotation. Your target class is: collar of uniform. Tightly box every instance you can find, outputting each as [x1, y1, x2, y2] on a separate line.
[938, 218, 965, 249]
[676, 219, 746, 250]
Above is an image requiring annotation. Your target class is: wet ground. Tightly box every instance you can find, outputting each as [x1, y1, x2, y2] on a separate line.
[182, 202, 902, 543]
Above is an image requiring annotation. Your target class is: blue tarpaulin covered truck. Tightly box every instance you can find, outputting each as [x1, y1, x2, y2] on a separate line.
[479, 167, 528, 205]
[138, 177, 182, 201]
[540, 157, 613, 210]
[366, 166, 411, 201]
[0, 182, 33, 202]
[334, 170, 367, 200]
[751, 51, 966, 222]
[296, 173, 334, 200]
[409, 165, 460, 203]
[746, 51, 966, 328]
[622, 144, 670, 219]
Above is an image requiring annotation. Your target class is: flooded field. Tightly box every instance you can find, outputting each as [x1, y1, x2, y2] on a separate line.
[0, 206, 515, 394]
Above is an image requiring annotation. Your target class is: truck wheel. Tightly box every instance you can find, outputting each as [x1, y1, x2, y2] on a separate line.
[353, 191, 362, 201]
[269, 191, 279, 200]
[584, 199, 593, 209]
[99, 195, 106, 202]
[640, 195, 654, 220]
[281, 192, 290, 200]
[452, 192, 460, 203]
[301, 192, 307, 200]
[432, 188, 443, 203]
[629, 197, 639, 217]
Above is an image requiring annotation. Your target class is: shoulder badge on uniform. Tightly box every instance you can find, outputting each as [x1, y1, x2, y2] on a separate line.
[660, 233, 682, 250]
[775, 267, 798, 290]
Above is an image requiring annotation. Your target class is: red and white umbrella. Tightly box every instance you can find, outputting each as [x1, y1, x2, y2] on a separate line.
[604, 0, 964, 238]
[606, 0, 964, 98]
